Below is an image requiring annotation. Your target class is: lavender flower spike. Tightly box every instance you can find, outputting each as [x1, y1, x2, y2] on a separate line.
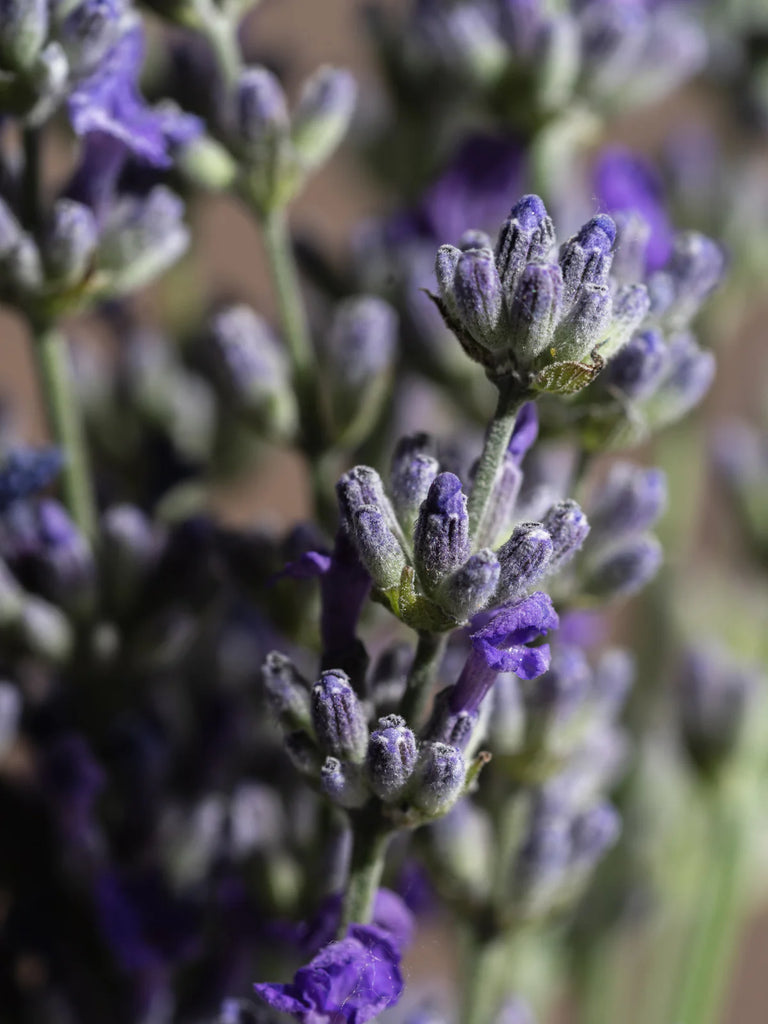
[450, 592, 559, 717]
[255, 924, 404, 1023]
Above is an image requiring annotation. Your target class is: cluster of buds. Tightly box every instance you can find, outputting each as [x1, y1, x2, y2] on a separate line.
[0, 181, 189, 320]
[426, 641, 630, 928]
[216, 63, 356, 214]
[369, 0, 705, 130]
[433, 194, 649, 395]
[571, 462, 666, 603]
[262, 654, 483, 825]
[567, 226, 723, 449]
[336, 422, 589, 632]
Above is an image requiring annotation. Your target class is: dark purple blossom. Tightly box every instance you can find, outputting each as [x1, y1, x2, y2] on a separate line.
[0, 447, 62, 511]
[68, 26, 201, 167]
[254, 923, 404, 1023]
[594, 147, 673, 271]
[449, 592, 558, 716]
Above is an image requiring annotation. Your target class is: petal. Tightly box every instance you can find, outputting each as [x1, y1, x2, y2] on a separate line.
[471, 592, 558, 650]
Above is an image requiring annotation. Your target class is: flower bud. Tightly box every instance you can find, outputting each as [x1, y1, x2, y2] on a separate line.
[325, 296, 397, 441]
[0, 447, 62, 511]
[291, 66, 356, 171]
[233, 65, 289, 148]
[53, 0, 124, 75]
[649, 332, 715, 427]
[0, 0, 48, 72]
[100, 504, 162, 615]
[597, 282, 650, 360]
[589, 464, 666, 543]
[584, 536, 662, 600]
[351, 505, 408, 591]
[311, 669, 369, 763]
[206, 304, 295, 435]
[336, 465, 403, 540]
[261, 651, 312, 732]
[436, 549, 500, 622]
[366, 715, 418, 802]
[495, 194, 555, 298]
[453, 248, 506, 349]
[541, 500, 590, 572]
[413, 473, 470, 593]
[678, 649, 758, 779]
[28, 500, 95, 617]
[42, 199, 98, 287]
[559, 214, 616, 308]
[496, 523, 554, 603]
[569, 802, 621, 872]
[605, 328, 666, 399]
[389, 434, 440, 536]
[410, 742, 466, 817]
[96, 186, 189, 295]
[18, 595, 72, 662]
[507, 263, 564, 365]
[321, 757, 368, 808]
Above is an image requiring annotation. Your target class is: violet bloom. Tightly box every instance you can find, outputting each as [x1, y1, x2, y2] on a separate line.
[254, 923, 404, 1023]
[594, 146, 673, 271]
[68, 26, 201, 167]
[450, 592, 558, 716]
[0, 447, 62, 511]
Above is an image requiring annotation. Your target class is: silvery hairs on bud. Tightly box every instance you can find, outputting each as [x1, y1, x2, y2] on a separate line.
[311, 669, 369, 763]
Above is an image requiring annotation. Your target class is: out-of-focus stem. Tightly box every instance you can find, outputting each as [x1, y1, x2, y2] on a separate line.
[667, 783, 751, 1024]
[34, 326, 97, 539]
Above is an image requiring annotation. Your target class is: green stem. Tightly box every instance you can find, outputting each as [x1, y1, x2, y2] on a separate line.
[399, 631, 448, 727]
[194, 0, 241, 88]
[573, 938, 622, 1024]
[462, 929, 514, 1024]
[339, 818, 391, 935]
[467, 384, 527, 544]
[262, 208, 315, 389]
[667, 784, 751, 1024]
[34, 326, 97, 539]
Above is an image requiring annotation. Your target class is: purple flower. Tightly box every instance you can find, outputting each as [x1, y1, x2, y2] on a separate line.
[0, 447, 62, 511]
[594, 147, 673, 272]
[254, 923, 404, 1023]
[448, 592, 559, 717]
[507, 402, 539, 465]
[68, 26, 201, 167]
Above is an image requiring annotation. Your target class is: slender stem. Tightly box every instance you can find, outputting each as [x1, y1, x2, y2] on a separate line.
[462, 929, 515, 1024]
[467, 384, 526, 543]
[667, 783, 751, 1024]
[573, 938, 621, 1024]
[339, 818, 391, 935]
[399, 631, 448, 727]
[262, 208, 315, 392]
[194, 0, 241, 88]
[34, 326, 97, 539]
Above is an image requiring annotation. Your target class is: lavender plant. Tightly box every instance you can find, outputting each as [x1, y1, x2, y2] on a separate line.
[0, 3, 762, 1024]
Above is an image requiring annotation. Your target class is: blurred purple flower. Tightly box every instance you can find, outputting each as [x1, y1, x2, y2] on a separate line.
[594, 146, 673, 271]
[68, 26, 201, 167]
